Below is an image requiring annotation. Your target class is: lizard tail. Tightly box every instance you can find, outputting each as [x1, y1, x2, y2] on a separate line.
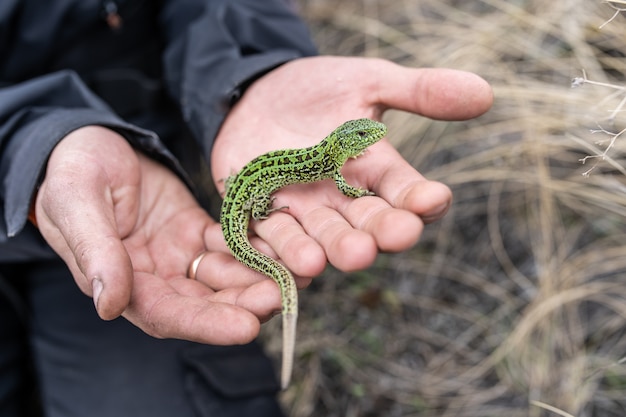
[281, 311, 298, 389]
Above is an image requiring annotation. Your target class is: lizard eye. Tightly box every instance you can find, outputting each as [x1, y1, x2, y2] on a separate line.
[357, 131, 367, 137]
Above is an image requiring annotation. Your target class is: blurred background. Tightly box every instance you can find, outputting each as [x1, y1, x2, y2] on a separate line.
[260, 1, 626, 416]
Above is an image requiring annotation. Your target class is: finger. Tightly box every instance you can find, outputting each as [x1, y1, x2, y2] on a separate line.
[251, 210, 328, 278]
[124, 272, 263, 344]
[371, 62, 494, 121]
[190, 250, 273, 288]
[167, 275, 284, 323]
[296, 205, 378, 272]
[375, 153, 452, 222]
[339, 195, 424, 253]
[209, 278, 285, 322]
[387, 179, 452, 223]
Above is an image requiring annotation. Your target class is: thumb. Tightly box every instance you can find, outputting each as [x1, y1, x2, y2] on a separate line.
[35, 127, 139, 320]
[372, 62, 494, 121]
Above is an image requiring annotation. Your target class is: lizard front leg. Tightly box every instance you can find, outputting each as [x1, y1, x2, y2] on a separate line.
[334, 171, 375, 198]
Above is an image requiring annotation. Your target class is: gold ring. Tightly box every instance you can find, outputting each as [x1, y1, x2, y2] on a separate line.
[188, 251, 207, 280]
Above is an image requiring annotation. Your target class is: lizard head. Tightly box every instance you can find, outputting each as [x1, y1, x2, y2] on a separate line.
[326, 118, 387, 163]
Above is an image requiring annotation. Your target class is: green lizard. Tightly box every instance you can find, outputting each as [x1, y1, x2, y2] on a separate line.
[220, 118, 387, 389]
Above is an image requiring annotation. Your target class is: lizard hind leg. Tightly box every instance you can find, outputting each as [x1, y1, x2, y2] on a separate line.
[246, 193, 289, 220]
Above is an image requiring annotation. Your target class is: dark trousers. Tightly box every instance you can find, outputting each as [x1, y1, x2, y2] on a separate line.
[0, 260, 285, 417]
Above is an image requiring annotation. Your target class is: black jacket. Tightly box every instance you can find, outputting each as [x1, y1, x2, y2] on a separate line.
[0, 0, 317, 261]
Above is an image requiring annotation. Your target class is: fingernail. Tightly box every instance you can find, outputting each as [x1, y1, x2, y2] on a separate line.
[423, 202, 450, 223]
[92, 278, 103, 311]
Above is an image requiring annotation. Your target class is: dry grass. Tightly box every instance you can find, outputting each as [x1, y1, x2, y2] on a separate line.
[259, 1, 626, 416]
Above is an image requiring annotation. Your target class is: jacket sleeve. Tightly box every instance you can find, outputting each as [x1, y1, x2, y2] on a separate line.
[0, 70, 185, 243]
[158, 0, 317, 157]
